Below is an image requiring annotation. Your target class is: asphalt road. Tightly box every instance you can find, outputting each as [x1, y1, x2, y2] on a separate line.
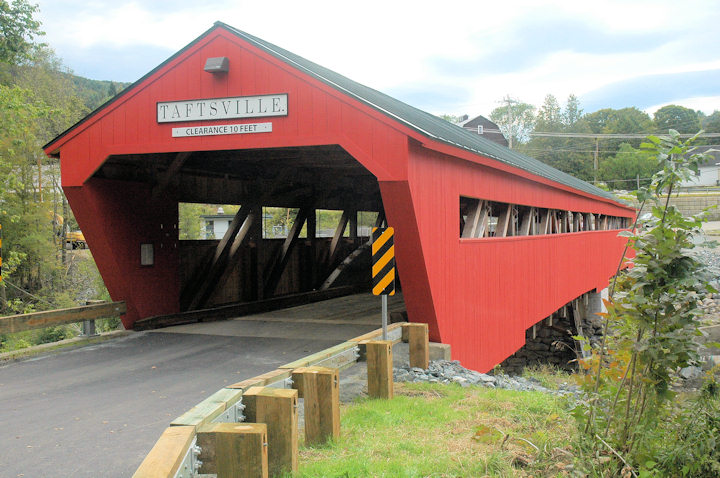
[0, 313, 379, 477]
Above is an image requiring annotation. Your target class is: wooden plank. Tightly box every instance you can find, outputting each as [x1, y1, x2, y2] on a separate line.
[461, 199, 482, 238]
[540, 209, 551, 235]
[185, 205, 252, 310]
[279, 341, 356, 370]
[519, 207, 535, 236]
[227, 369, 292, 390]
[243, 387, 298, 477]
[349, 322, 403, 344]
[495, 204, 512, 237]
[367, 341, 393, 399]
[292, 366, 340, 445]
[197, 423, 268, 478]
[132, 426, 195, 478]
[134, 285, 363, 330]
[327, 210, 349, 267]
[171, 388, 243, 429]
[0, 301, 126, 334]
[407, 323, 429, 369]
[264, 207, 309, 297]
[151, 151, 191, 200]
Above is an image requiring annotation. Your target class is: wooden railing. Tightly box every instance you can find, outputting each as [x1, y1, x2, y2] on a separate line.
[0, 301, 126, 334]
[133, 322, 432, 477]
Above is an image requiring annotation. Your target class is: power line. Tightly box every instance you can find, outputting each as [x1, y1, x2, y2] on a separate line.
[529, 131, 720, 139]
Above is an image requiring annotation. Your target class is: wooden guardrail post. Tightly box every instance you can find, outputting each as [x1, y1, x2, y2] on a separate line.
[243, 387, 298, 477]
[367, 340, 393, 399]
[196, 423, 268, 478]
[292, 366, 340, 444]
[405, 323, 429, 369]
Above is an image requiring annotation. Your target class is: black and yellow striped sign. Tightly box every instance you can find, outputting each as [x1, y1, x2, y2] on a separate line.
[371, 227, 395, 296]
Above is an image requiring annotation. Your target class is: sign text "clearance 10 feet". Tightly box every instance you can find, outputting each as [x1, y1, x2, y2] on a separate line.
[157, 93, 288, 123]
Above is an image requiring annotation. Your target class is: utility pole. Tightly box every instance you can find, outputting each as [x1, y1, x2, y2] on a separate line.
[502, 95, 517, 149]
[593, 137, 599, 184]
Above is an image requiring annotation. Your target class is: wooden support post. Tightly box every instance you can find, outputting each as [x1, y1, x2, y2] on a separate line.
[366, 340, 393, 399]
[540, 209, 551, 235]
[349, 209, 358, 246]
[196, 423, 268, 478]
[532, 324, 537, 339]
[495, 204, 512, 237]
[264, 207, 309, 297]
[405, 323, 429, 369]
[462, 199, 483, 238]
[151, 151, 192, 200]
[184, 205, 252, 309]
[519, 207, 535, 236]
[251, 205, 264, 301]
[326, 210, 349, 270]
[291, 366, 340, 445]
[243, 387, 298, 477]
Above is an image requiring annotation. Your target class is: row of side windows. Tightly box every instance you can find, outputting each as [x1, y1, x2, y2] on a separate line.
[459, 196, 630, 239]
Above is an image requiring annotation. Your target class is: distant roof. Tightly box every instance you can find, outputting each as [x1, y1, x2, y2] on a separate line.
[46, 21, 620, 204]
[691, 145, 720, 168]
[458, 114, 508, 147]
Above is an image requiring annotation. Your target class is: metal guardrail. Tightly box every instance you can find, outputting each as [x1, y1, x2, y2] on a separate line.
[0, 301, 126, 335]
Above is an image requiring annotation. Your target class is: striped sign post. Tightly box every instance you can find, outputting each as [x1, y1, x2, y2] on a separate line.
[372, 227, 395, 340]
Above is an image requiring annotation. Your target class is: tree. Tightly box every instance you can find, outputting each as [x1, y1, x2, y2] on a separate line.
[702, 110, 720, 134]
[489, 95, 535, 148]
[575, 130, 715, 475]
[653, 104, 701, 133]
[598, 143, 659, 189]
[563, 94, 583, 127]
[0, 0, 44, 65]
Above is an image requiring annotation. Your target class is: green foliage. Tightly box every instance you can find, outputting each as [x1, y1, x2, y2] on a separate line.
[598, 143, 660, 189]
[653, 104, 701, 134]
[296, 383, 573, 477]
[574, 130, 715, 475]
[489, 95, 535, 147]
[0, 0, 44, 65]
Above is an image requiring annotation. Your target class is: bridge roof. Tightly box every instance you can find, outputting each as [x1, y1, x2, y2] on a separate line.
[46, 21, 619, 203]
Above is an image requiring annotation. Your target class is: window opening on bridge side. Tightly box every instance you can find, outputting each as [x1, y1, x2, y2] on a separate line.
[460, 196, 630, 239]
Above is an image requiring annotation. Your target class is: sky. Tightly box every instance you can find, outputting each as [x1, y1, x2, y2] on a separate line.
[34, 0, 720, 119]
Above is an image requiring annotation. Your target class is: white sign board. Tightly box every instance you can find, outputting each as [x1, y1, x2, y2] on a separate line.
[172, 122, 272, 137]
[158, 94, 287, 123]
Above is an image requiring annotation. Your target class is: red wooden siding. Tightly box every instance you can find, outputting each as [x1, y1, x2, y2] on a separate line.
[46, 25, 635, 372]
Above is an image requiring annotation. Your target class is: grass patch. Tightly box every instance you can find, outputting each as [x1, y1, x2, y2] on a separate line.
[294, 382, 574, 477]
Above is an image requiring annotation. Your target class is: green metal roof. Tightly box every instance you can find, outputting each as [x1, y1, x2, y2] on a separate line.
[218, 22, 619, 203]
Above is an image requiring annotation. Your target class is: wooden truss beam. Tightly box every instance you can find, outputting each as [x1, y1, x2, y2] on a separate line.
[264, 207, 310, 297]
[495, 204, 512, 237]
[152, 151, 192, 200]
[461, 199, 489, 238]
[184, 205, 253, 310]
[519, 207, 535, 236]
[319, 210, 385, 290]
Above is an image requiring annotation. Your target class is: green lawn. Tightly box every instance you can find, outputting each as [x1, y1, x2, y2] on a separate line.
[294, 382, 574, 477]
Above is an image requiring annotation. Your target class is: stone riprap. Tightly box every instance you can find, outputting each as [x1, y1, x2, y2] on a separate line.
[393, 359, 580, 396]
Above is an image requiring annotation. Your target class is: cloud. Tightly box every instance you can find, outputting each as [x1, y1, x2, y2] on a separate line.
[429, 15, 677, 76]
[61, 43, 175, 82]
[384, 84, 474, 114]
[580, 69, 720, 112]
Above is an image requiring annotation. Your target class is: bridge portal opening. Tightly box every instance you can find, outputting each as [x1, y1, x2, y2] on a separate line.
[92, 144, 404, 318]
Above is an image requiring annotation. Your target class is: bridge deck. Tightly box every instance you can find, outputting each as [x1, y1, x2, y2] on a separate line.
[0, 293, 397, 478]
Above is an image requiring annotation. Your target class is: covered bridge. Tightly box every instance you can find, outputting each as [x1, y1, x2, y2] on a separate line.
[43, 22, 634, 372]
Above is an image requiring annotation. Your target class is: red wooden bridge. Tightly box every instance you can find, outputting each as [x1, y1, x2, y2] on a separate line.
[44, 22, 633, 372]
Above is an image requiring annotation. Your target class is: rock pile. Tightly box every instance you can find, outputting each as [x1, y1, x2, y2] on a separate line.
[393, 359, 580, 396]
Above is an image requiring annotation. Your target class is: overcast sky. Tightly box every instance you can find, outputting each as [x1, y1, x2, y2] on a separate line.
[35, 0, 720, 119]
